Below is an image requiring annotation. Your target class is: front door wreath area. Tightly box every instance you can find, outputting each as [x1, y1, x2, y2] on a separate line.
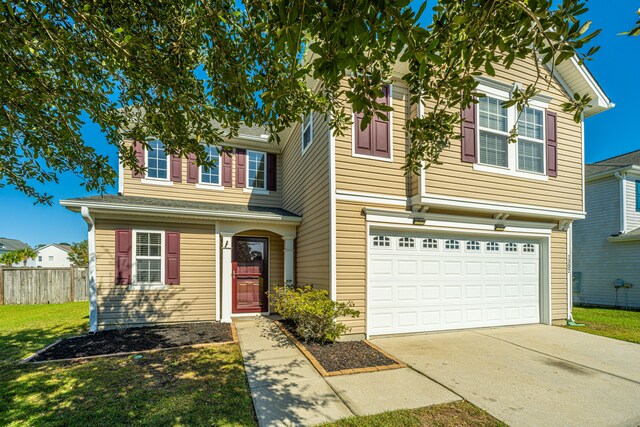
[276, 320, 405, 376]
[25, 322, 234, 363]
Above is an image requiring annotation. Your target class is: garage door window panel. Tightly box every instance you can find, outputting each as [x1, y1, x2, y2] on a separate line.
[486, 242, 500, 252]
[423, 238, 439, 250]
[444, 240, 460, 251]
[372, 236, 391, 248]
[398, 237, 416, 249]
[466, 240, 481, 251]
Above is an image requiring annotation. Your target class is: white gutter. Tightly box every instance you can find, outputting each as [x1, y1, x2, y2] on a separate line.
[81, 207, 98, 332]
[61, 200, 302, 224]
[567, 222, 574, 321]
[614, 171, 626, 234]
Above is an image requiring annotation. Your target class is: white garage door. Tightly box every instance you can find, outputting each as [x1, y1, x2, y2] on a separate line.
[368, 232, 540, 336]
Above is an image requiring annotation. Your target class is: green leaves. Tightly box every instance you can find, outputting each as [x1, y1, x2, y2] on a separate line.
[0, 0, 608, 203]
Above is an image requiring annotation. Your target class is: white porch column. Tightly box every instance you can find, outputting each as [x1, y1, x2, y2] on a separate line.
[220, 232, 234, 323]
[283, 236, 295, 287]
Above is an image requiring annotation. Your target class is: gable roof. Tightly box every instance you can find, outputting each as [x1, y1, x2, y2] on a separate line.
[0, 238, 29, 252]
[586, 149, 640, 179]
[37, 244, 72, 253]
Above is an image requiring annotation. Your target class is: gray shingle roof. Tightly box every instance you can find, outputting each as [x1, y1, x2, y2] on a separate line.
[62, 195, 300, 219]
[586, 149, 640, 176]
[0, 238, 29, 252]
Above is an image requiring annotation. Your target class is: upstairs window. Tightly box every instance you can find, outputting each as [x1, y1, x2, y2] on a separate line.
[247, 150, 266, 190]
[146, 139, 168, 180]
[517, 107, 545, 173]
[200, 146, 220, 185]
[478, 97, 509, 168]
[302, 114, 313, 153]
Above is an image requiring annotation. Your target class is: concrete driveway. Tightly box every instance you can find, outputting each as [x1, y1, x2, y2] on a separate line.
[371, 325, 640, 427]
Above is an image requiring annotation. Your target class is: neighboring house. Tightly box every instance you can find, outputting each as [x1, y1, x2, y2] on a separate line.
[0, 237, 29, 255]
[573, 150, 640, 309]
[35, 244, 72, 268]
[61, 57, 611, 335]
[0, 238, 37, 267]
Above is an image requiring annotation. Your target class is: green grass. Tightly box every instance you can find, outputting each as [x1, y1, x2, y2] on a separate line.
[567, 307, 640, 344]
[0, 303, 256, 426]
[0, 302, 89, 363]
[321, 401, 507, 427]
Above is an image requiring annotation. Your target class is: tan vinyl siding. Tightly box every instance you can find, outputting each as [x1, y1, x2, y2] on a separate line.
[335, 80, 410, 198]
[122, 141, 282, 208]
[281, 112, 331, 291]
[551, 229, 568, 321]
[420, 58, 583, 212]
[335, 200, 407, 335]
[95, 217, 216, 329]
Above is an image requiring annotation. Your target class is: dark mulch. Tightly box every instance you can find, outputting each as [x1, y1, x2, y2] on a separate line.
[278, 320, 397, 372]
[30, 322, 233, 362]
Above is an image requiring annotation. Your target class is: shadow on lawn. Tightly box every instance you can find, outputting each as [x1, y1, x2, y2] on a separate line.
[238, 317, 342, 426]
[0, 344, 256, 426]
[0, 320, 88, 363]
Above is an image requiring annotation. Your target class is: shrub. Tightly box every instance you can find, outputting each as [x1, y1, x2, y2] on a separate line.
[269, 285, 360, 343]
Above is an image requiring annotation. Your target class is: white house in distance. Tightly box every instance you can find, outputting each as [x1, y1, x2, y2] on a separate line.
[36, 244, 72, 268]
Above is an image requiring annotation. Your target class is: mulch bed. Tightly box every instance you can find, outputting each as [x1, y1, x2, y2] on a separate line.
[277, 319, 404, 375]
[29, 322, 233, 362]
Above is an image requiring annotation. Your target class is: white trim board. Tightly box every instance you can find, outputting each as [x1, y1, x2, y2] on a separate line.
[412, 193, 585, 220]
[335, 190, 407, 206]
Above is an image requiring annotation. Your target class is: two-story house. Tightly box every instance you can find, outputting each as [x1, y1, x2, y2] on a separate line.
[573, 150, 640, 309]
[62, 57, 611, 336]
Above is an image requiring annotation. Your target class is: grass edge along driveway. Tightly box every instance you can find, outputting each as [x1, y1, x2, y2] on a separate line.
[567, 306, 640, 344]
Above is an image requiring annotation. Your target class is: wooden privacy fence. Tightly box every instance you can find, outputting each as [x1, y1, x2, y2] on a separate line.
[0, 267, 89, 305]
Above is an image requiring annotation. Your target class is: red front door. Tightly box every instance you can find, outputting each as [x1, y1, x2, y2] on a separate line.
[232, 237, 268, 313]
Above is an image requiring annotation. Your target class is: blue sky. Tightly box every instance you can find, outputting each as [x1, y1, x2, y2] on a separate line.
[1, 2, 639, 247]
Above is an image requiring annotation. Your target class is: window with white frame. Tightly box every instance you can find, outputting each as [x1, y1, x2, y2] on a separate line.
[48, 256, 54, 261]
[522, 243, 536, 253]
[466, 240, 480, 251]
[478, 97, 509, 168]
[445, 239, 460, 250]
[146, 139, 168, 179]
[423, 238, 438, 249]
[302, 114, 313, 152]
[247, 150, 266, 189]
[372, 236, 390, 248]
[134, 231, 164, 284]
[517, 107, 545, 173]
[200, 145, 220, 185]
[38, 256, 42, 262]
[486, 241, 500, 252]
[398, 237, 415, 249]
[505, 242, 518, 252]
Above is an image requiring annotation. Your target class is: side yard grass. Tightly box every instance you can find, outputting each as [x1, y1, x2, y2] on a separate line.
[0, 302, 89, 363]
[0, 303, 256, 426]
[567, 307, 640, 344]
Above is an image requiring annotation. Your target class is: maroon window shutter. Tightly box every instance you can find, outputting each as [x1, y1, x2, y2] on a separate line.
[354, 112, 372, 155]
[461, 101, 478, 163]
[115, 229, 132, 285]
[165, 231, 180, 285]
[187, 153, 198, 183]
[132, 142, 145, 178]
[170, 155, 182, 182]
[236, 149, 246, 188]
[267, 153, 277, 191]
[372, 85, 391, 158]
[221, 150, 233, 187]
[546, 111, 558, 177]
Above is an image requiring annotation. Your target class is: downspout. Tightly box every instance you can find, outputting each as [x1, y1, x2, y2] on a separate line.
[567, 222, 574, 321]
[614, 172, 626, 234]
[81, 207, 98, 332]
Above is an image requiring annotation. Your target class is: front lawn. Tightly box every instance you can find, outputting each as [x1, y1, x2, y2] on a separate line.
[321, 401, 507, 427]
[0, 302, 256, 426]
[0, 302, 89, 363]
[567, 307, 640, 344]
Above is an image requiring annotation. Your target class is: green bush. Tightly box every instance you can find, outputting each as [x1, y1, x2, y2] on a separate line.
[269, 285, 360, 343]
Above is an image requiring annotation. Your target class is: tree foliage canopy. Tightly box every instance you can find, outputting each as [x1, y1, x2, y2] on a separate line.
[1, 0, 608, 203]
[67, 240, 88, 266]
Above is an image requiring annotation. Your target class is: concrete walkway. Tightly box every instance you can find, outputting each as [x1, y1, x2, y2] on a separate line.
[234, 317, 458, 426]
